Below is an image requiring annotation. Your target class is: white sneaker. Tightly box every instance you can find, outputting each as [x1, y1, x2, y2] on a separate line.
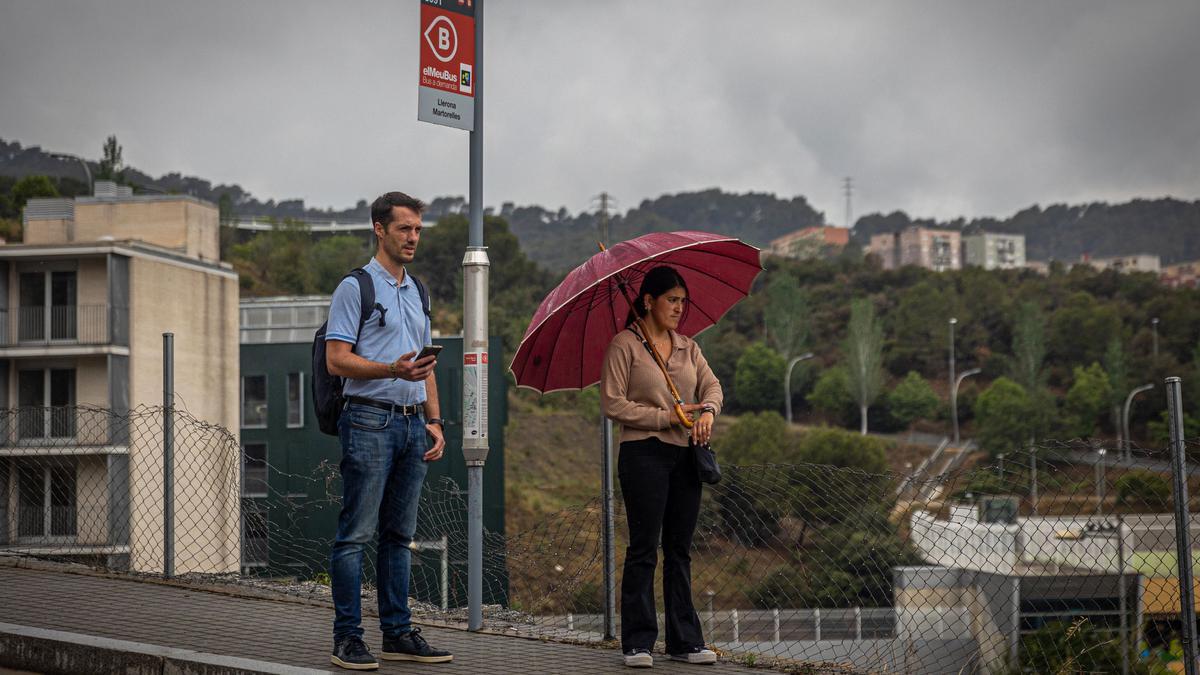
[669, 647, 717, 664]
[624, 649, 653, 667]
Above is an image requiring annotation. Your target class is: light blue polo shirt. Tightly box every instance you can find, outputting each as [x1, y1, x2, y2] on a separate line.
[326, 257, 432, 406]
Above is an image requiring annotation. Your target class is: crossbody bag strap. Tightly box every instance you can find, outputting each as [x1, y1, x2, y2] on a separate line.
[627, 323, 694, 429]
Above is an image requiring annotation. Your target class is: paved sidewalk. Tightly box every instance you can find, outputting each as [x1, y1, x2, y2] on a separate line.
[0, 564, 757, 674]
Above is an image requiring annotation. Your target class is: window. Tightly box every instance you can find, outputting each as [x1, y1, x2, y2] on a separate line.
[286, 372, 304, 428]
[242, 501, 269, 567]
[241, 375, 267, 428]
[17, 368, 76, 440]
[242, 442, 268, 497]
[18, 270, 77, 341]
[16, 460, 76, 540]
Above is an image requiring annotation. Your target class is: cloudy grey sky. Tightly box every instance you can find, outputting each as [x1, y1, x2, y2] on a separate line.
[2, 0, 1197, 222]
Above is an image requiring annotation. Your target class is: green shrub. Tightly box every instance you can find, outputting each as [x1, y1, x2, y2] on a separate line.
[1115, 470, 1171, 507]
[886, 371, 941, 428]
[807, 366, 855, 427]
[734, 342, 786, 412]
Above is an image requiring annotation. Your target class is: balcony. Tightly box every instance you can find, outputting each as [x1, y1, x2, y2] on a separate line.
[0, 407, 129, 454]
[0, 305, 127, 352]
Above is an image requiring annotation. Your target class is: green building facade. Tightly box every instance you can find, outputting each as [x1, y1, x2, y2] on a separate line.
[239, 296, 507, 608]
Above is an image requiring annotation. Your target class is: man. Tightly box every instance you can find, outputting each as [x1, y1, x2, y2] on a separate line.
[325, 191, 453, 670]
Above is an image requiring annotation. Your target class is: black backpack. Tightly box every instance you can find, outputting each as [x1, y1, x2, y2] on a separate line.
[312, 268, 432, 436]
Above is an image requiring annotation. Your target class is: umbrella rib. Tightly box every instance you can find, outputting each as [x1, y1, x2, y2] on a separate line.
[656, 254, 758, 298]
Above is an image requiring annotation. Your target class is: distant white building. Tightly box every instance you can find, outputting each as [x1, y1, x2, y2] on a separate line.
[868, 226, 961, 272]
[1084, 254, 1162, 274]
[962, 232, 1026, 270]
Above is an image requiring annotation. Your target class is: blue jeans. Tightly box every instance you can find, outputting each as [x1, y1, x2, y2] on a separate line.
[331, 403, 429, 641]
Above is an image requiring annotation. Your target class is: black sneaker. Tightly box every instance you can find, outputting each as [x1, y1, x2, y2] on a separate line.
[669, 646, 717, 664]
[381, 626, 453, 663]
[331, 636, 379, 670]
[623, 648, 653, 668]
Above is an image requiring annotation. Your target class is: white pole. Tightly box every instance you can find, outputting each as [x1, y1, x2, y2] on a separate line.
[784, 352, 814, 424]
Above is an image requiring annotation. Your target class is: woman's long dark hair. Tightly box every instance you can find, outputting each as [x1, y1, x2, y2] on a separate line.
[625, 265, 690, 328]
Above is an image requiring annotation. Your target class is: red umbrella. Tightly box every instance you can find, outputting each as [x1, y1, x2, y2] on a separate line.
[510, 230, 763, 393]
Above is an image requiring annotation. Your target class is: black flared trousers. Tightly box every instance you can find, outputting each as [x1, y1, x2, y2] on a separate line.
[617, 436, 704, 653]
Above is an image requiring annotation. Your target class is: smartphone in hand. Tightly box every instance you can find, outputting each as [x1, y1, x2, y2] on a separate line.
[415, 344, 444, 361]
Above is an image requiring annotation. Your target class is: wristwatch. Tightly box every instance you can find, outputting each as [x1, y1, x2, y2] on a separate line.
[427, 417, 446, 428]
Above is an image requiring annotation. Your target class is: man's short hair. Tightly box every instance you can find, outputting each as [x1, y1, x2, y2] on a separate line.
[371, 192, 427, 230]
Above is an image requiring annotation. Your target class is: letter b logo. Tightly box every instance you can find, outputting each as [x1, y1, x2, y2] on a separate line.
[438, 27, 451, 51]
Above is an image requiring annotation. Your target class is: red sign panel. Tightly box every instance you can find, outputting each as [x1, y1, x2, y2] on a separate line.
[419, 1, 475, 98]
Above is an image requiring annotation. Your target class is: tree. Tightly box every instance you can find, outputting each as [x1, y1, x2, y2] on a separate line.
[11, 175, 59, 211]
[1048, 291, 1121, 367]
[887, 371, 940, 428]
[1010, 301, 1046, 393]
[98, 135, 124, 181]
[888, 280, 957, 376]
[807, 365, 855, 427]
[734, 342, 785, 412]
[845, 298, 884, 434]
[764, 272, 810, 361]
[975, 377, 1034, 456]
[1064, 363, 1112, 437]
[1103, 338, 1129, 437]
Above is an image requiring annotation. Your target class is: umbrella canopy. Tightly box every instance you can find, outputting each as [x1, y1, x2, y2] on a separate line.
[510, 230, 763, 393]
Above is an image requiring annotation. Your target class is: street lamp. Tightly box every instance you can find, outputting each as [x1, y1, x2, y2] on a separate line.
[1122, 383, 1154, 461]
[1151, 317, 1160, 360]
[1058, 519, 1130, 675]
[952, 367, 982, 446]
[48, 152, 92, 194]
[784, 352, 815, 424]
[948, 318, 957, 414]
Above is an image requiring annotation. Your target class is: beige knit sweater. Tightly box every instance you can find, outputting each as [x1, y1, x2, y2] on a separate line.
[600, 328, 723, 447]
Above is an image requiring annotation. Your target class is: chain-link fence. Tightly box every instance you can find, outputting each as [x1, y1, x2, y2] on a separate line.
[3, 404, 1200, 673]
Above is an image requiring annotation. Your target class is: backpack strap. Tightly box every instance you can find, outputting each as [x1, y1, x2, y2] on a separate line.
[347, 268, 376, 346]
[408, 272, 432, 319]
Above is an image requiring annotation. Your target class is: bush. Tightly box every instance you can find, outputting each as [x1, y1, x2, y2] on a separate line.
[1019, 619, 1130, 675]
[746, 565, 807, 609]
[886, 371, 941, 428]
[807, 366, 855, 427]
[975, 377, 1034, 456]
[720, 411, 791, 465]
[734, 342, 786, 412]
[1115, 470, 1171, 507]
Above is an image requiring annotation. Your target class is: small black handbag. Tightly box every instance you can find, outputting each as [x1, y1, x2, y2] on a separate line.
[693, 440, 721, 485]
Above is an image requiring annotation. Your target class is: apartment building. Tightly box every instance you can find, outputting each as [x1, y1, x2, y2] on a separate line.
[868, 227, 961, 272]
[1160, 260, 1200, 289]
[962, 232, 1026, 270]
[0, 181, 239, 573]
[766, 226, 850, 260]
[1084, 254, 1162, 274]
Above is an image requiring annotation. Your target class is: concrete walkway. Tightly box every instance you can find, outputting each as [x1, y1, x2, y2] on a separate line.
[0, 563, 762, 674]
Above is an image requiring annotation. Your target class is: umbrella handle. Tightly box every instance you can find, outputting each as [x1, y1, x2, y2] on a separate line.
[672, 402, 695, 429]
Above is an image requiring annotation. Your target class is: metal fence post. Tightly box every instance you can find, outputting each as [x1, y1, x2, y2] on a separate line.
[162, 332, 174, 579]
[1167, 376, 1198, 675]
[600, 417, 617, 641]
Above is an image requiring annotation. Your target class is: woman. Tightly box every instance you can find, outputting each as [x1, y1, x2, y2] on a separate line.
[600, 265, 723, 668]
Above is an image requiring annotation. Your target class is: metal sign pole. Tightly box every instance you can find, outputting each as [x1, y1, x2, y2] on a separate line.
[601, 418, 616, 640]
[462, 0, 489, 633]
[1167, 376, 1198, 675]
[162, 332, 174, 578]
